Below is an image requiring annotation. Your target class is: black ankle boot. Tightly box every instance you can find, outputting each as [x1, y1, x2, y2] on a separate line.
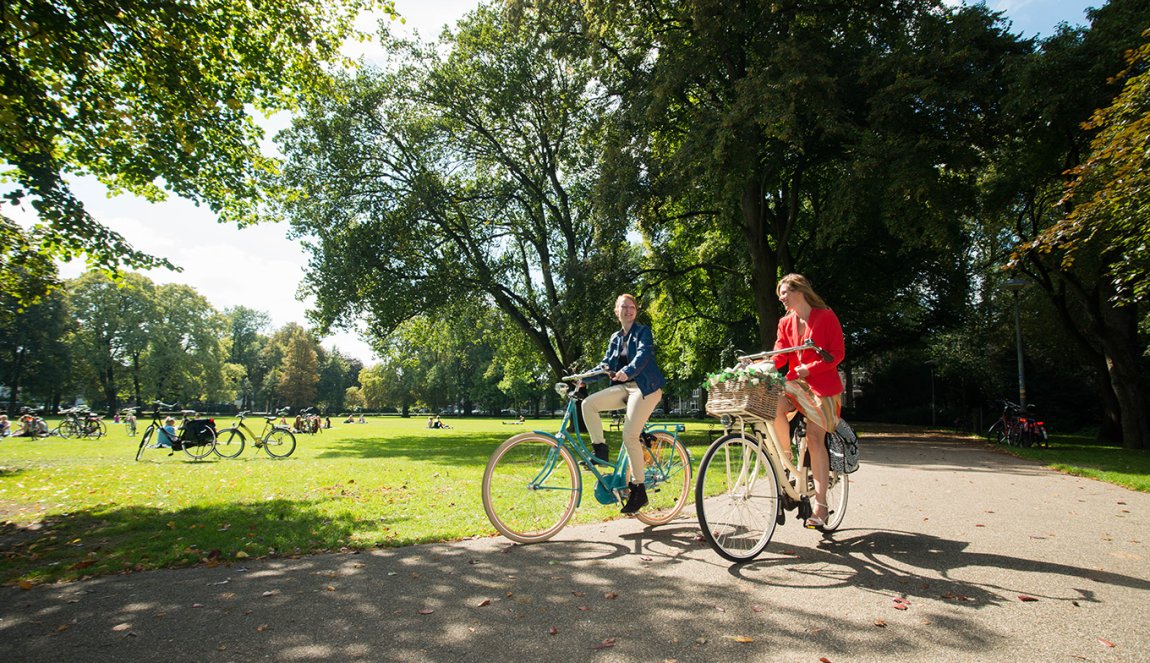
[592, 443, 609, 463]
[620, 482, 648, 514]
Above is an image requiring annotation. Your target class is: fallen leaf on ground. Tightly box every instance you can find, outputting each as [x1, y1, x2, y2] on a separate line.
[729, 635, 753, 643]
[549, 627, 558, 635]
[261, 590, 279, 597]
[714, 606, 726, 612]
[1098, 638, 1116, 648]
[893, 604, 908, 611]
[820, 658, 833, 663]
[752, 605, 764, 613]
[577, 606, 589, 611]
[418, 609, 435, 615]
[604, 592, 618, 600]
[256, 624, 268, 632]
[1018, 595, 1038, 602]
[112, 623, 132, 632]
[593, 638, 617, 650]
[874, 619, 887, 627]
[477, 598, 492, 607]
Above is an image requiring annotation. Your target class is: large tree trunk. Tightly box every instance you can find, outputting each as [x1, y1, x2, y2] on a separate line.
[1097, 286, 1149, 450]
[741, 179, 779, 350]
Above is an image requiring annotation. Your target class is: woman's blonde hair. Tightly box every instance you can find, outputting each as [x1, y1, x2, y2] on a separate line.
[777, 273, 829, 309]
[615, 293, 639, 310]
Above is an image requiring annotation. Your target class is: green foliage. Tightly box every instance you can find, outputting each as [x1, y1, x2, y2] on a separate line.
[269, 5, 633, 376]
[0, 0, 396, 278]
[1040, 32, 1150, 303]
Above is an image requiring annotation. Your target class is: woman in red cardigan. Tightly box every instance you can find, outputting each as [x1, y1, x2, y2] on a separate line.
[769, 273, 845, 529]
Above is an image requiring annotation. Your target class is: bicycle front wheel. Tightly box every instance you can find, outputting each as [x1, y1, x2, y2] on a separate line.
[823, 469, 849, 531]
[695, 433, 781, 563]
[261, 428, 296, 458]
[482, 433, 580, 544]
[635, 431, 691, 526]
[135, 426, 156, 461]
[57, 420, 76, 439]
[182, 429, 217, 460]
[214, 428, 246, 459]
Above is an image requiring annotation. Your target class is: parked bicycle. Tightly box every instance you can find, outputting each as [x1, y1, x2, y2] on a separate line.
[134, 402, 218, 461]
[695, 340, 851, 563]
[985, 399, 1048, 448]
[53, 407, 107, 439]
[122, 408, 138, 437]
[481, 367, 692, 543]
[213, 409, 297, 459]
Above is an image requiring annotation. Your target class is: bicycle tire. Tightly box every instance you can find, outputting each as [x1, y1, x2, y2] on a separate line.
[635, 431, 692, 526]
[986, 420, 1003, 442]
[482, 433, 581, 544]
[135, 426, 156, 461]
[214, 428, 246, 459]
[182, 428, 217, 460]
[57, 420, 75, 439]
[695, 433, 780, 563]
[823, 469, 849, 531]
[261, 428, 296, 458]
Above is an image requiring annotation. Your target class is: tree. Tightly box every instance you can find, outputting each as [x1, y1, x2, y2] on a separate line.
[0, 264, 72, 412]
[992, 1, 1150, 448]
[1041, 32, 1150, 302]
[574, 0, 1025, 355]
[275, 324, 319, 411]
[270, 5, 633, 378]
[223, 306, 271, 410]
[142, 283, 228, 405]
[68, 270, 155, 411]
[0, 0, 396, 293]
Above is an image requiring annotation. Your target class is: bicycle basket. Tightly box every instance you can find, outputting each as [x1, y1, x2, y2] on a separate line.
[180, 418, 217, 446]
[826, 419, 860, 474]
[705, 379, 783, 419]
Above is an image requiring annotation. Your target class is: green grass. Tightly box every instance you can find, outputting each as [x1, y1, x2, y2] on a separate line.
[0, 416, 719, 585]
[990, 430, 1150, 492]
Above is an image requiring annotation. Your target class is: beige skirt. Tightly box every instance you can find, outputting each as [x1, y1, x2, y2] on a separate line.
[784, 379, 842, 433]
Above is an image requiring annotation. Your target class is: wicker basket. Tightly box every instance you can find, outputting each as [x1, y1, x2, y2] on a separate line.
[706, 379, 784, 420]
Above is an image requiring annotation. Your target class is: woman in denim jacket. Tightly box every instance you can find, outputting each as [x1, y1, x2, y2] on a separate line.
[580, 293, 666, 513]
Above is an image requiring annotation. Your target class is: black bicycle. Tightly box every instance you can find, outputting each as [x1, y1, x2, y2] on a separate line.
[134, 402, 218, 461]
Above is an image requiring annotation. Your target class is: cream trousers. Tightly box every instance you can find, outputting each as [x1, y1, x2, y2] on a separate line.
[581, 382, 663, 484]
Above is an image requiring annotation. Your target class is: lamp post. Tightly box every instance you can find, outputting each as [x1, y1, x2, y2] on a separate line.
[1004, 278, 1027, 409]
[925, 360, 937, 427]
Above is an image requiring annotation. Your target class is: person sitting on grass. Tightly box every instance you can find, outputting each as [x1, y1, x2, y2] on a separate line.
[156, 417, 177, 449]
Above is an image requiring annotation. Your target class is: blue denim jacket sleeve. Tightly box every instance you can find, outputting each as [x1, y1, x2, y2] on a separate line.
[593, 323, 666, 396]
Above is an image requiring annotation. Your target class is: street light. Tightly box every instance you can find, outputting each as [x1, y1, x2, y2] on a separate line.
[1004, 278, 1027, 409]
[925, 360, 937, 427]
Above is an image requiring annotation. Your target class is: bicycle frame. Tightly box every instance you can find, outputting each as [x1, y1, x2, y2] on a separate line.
[526, 367, 689, 506]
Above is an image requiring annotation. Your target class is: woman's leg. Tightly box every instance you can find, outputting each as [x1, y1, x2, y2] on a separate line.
[581, 384, 628, 447]
[805, 419, 829, 522]
[620, 385, 662, 483]
[771, 394, 794, 461]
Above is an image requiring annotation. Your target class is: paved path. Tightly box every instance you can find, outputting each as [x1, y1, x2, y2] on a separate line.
[2, 430, 1148, 662]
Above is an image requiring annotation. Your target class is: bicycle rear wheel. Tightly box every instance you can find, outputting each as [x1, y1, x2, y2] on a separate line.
[823, 469, 849, 531]
[261, 428, 296, 458]
[635, 431, 691, 526]
[57, 420, 76, 439]
[695, 433, 780, 563]
[182, 428, 217, 460]
[482, 433, 580, 544]
[214, 428, 246, 459]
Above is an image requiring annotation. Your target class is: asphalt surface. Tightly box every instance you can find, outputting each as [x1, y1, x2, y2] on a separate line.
[2, 429, 1148, 662]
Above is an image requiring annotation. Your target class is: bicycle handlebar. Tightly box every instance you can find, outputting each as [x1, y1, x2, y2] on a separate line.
[561, 366, 612, 382]
[737, 338, 833, 364]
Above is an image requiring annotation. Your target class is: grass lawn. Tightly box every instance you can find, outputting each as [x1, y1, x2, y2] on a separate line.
[0, 415, 720, 585]
[991, 430, 1150, 492]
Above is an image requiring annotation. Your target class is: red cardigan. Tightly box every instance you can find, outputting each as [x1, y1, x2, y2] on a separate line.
[772, 307, 845, 397]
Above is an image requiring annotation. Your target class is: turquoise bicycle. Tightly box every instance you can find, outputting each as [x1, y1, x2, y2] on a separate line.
[481, 367, 693, 543]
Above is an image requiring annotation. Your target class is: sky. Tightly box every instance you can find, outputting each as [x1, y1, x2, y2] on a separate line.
[10, 0, 1100, 365]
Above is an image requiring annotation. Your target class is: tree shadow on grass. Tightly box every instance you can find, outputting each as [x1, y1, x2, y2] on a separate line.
[315, 432, 522, 465]
[0, 498, 412, 585]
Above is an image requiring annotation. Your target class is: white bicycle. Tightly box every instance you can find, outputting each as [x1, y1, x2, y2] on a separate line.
[695, 340, 850, 562]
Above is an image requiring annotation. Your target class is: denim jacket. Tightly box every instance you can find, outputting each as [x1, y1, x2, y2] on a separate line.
[594, 322, 666, 396]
